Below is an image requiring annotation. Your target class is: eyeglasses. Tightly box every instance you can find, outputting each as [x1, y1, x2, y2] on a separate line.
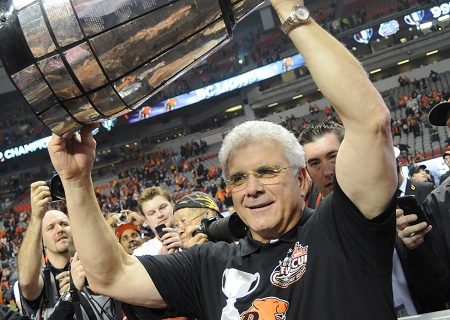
[174, 211, 207, 229]
[226, 166, 291, 192]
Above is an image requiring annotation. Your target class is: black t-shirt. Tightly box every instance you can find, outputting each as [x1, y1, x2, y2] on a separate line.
[132, 179, 396, 319]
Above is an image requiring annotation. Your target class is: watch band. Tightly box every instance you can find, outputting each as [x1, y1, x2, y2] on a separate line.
[281, 5, 311, 35]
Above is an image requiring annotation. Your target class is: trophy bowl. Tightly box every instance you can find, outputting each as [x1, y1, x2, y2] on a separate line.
[0, 0, 264, 137]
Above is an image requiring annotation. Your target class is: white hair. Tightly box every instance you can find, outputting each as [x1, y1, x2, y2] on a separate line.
[218, 120, 305, 179]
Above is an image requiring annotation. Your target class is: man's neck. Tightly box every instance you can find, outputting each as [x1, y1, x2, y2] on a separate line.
[47, 252, 70, 269]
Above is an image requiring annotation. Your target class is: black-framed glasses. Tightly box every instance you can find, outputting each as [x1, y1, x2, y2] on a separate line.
[226, 166, 291, 192]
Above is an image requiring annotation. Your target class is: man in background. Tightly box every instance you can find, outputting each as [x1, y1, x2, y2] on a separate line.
[133, 187, 181, 256]
[300, 126, 448, 316]
[173, 192, 221, 249]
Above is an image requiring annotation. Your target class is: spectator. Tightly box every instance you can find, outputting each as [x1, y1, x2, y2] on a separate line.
[133, 187, 181, 256]
[17, 182, 72, 319]
[440, 150, 450, 185]
[298, 121, 344, 208]
[300, 121, 448, 316]
[173, 192, 221, 249]
[422, 100, 450, 305]
[117, 223, 143, 255]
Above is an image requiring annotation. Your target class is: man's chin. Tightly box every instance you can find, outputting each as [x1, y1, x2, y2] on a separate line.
[56, 247, 69, 254]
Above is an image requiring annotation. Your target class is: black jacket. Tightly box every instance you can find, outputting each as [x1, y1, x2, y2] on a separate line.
[0, 304, 29, 320]
[423, 176, 450, 273]
[397, 178, 449, 313]
[404, 179, 435, 204]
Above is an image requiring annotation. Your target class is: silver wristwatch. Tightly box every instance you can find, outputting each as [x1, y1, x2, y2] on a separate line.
[281, 5, 311, 34]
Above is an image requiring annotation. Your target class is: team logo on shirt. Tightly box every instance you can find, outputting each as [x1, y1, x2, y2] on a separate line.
[270, 242, 308, 288]
[240, 297, 289, 320]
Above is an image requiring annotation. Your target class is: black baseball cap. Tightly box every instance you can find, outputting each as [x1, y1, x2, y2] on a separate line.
[428, 101, 450, 126]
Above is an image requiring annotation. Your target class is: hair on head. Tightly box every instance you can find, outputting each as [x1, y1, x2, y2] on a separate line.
[218, 120, 305, 179]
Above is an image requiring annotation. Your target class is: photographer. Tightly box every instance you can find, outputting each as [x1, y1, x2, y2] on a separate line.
[18, 182, 118, 320]
[17, 181, 72, 319]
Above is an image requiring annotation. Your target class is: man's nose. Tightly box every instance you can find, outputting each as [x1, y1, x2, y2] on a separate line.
[323, 162, 336, 176]
[245, 174, 264, 195]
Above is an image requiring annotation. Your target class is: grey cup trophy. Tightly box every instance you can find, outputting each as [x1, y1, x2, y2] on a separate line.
[0, 0, 264, 137]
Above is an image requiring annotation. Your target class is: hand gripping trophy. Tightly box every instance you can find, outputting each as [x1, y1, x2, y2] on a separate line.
[0, 0, 264, 136]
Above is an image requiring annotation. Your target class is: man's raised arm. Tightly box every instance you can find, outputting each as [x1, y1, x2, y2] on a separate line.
[47, 126, 165, 307]
[17, 182, 49, 300]
[271, 0, 397, 218]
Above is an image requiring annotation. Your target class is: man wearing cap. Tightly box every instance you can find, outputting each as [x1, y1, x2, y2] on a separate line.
[423, 100, 450, 287]
[173, 192, 221, 249]
[401, 165, 434, 204]
[439, 149, 450, 185]
[117, 224, 144, 255]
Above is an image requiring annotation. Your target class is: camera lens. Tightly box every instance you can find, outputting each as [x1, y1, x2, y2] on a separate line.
[49, 174, 65, 201]
[118, 213, 127, 222]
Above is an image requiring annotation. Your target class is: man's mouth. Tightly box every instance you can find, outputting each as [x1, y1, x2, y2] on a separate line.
[129, 242, 140, 250]
[56, 235, 68, 242]
[247, 202, 273, 210]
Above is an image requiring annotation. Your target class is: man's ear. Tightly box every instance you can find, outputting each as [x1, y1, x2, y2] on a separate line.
[298, 168, 312, 198]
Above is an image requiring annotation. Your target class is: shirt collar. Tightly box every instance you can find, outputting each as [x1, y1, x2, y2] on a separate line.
[239, 223, 301, 256]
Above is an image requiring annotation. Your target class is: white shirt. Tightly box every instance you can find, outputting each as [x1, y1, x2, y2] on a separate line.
[133, 238, 162, 256]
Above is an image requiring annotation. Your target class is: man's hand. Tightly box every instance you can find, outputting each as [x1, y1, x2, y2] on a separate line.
[121, 210, 146, 226]
[47, 125, 97, 185]
[184, 225, 208, 249]
[55, 270, 71, 295]
[30, 181, 52, 219]
[70, 252, 86, 291]
[159, 227, 182, 254]
[396, 209, 432, 250]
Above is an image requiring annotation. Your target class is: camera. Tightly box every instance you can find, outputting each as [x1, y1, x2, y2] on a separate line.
[118, 213, 128, 222]
[46, 174, 65, 201]
[194, 213, 247, 242]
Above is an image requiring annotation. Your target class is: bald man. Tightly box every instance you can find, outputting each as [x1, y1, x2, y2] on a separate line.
[17, 182, 72, 319]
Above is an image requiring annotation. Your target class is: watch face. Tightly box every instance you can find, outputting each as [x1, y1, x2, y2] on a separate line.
[295, 8, 309, 21]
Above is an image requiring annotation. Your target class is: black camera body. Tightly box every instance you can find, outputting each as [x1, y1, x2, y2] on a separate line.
[46, 174, 65, 201]
[194, 213, 247, 243]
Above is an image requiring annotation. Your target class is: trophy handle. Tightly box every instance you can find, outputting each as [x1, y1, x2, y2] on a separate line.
[246, 273, 260, 296]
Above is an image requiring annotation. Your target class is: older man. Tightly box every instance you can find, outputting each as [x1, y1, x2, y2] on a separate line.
[173, 192, 221, 249]
[47, 0, 397, 318]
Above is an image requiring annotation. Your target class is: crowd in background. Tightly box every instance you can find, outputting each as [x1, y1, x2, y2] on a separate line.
[0, 0, 449, 311]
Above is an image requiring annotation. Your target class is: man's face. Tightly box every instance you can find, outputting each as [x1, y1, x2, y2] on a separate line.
[411, 169, 428, 183]
[227, 140, 305, 243]
[42, 210, 71, 255]
[141, 195, 175, 229]
[302, 133, 341, 197]
[174, 208, 214, 248]
[119, 229, 143, 255]
[444, 154, 450, 168]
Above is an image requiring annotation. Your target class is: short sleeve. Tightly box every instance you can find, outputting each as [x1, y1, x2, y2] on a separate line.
[130, 247, 206, 319]
[316, 177, 396, 274]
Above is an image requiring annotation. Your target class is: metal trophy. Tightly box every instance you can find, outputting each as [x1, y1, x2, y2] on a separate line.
[0, 0, 264, 137]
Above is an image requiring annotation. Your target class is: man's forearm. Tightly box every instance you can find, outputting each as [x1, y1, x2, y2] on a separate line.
[18, 217, 44, 299]
[272, 8, 386, 127]
[63, 177, 127, 286]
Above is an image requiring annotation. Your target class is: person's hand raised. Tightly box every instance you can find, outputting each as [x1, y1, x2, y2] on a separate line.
[30, 181, 51, 220]
[48, 125, 97, 185]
